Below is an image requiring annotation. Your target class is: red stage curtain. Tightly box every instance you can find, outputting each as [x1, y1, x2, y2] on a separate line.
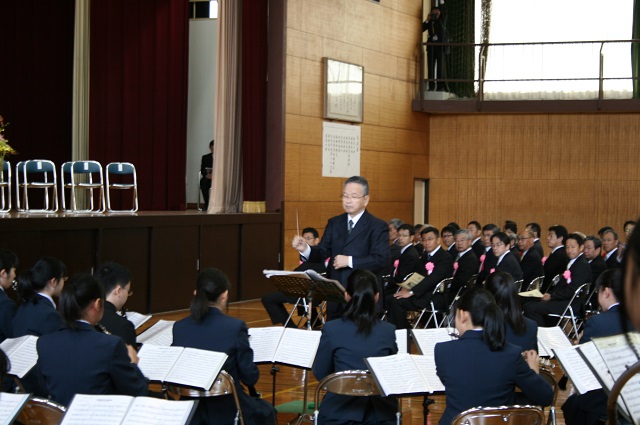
[0, 0, 75, 166]
[241, 0, 268, 203]
[90, 0, 189, 210]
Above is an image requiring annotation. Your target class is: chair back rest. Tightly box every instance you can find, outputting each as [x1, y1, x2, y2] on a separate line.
[72, 160, 102, 174]
[526, 276, 544, 292]
[2, 160, 9, 172]
[107, 162, 135, 175]
[467, 274, 478, 287]
[24, 160, 56, 174]
[167, 369, 236, 398]
[568, 283, 590, 305]
[17, 397, 66, 425]
[538, 367, 559, 407]
[435, 277, 453, 294]
[315, 370, 380, 408]
[514, 279, 524, 292]
[452, 405, 545, 425]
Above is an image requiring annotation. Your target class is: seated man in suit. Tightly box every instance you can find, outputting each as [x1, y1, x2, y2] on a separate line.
[517, 228, 544, 290]
[263, 227, 326, 327]
[441, 225, 457, 259]
[388, 218, 403, 264]
[524, 233, 592, 326]
[476, 223, 499, 285]
[602, 228, 621, 269]
[541, 224, 570, 293]
[467, 221, 484, 258]
[526, 222, 545, 258]
[448, 229, 480, 305]
[385, 224, 420, 299]
[95, 262, 137, 347]
[385, 226, 454, 329]
[584, 235, 607, 285]
[413, 224, 425, 255]
[562, 268, 635, 425]
[490, 232, 523, 282]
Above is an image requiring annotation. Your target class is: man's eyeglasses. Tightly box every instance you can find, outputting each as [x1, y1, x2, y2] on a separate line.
[340, 194, 366, 201]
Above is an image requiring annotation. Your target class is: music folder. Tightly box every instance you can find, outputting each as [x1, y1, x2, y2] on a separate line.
[123, 311, 152, 330]
[365, 353, 443, 396]
[396, 272, 425, 291]
[137, 345, 227, 391]
[537, 326, 572, 357]
[0, 393, 30, 425]
[60, 394, 198, 425]
[0, 335, 39, 378]
[248, 327, 321, 369]
[136, 320, 174, 346]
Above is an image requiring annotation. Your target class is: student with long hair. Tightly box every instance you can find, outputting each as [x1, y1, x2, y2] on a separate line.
[36, 274, 148, 406]
[485, 271, 538, 352]
[312, 269, 398, 425]
[0, 249, 18, 342]
[172, 268, 275, 425]
[624, 219, 640, 330]
[435, 287, 553, 425]
[13, 256, 67, 337]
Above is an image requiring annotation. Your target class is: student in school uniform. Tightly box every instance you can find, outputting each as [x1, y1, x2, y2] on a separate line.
[434, 287, 553, 425]
[0, 249, 18, 342]
[172, 268, 276, 425]
[13, 256, 67, 337]
[36, 274, 148, 406]
[95, 262, 137, 346]
[313, 269, 398, 425]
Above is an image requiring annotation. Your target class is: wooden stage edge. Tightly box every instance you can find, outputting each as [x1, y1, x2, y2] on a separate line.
[0, 210, 284, 314]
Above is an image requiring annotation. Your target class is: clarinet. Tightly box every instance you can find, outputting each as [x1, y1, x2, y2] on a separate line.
[95, 323, 112, 335]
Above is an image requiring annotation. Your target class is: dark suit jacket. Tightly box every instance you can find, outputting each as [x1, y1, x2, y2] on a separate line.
[446, 244, 457, 259]
[307, 210, 389, 286]
[99, 302, 137, 346]
[505, 317, 538, 352]
[173, 307, 263, 424]
[0, 289, 16, 342]
[451, 249, 479, 296]
[520, 249, 544, 288]
[581, 305, 630, 343]
[542, 247, 569, 293]
[550, 255, 592, 301]
[532, 239, 544, 258]
[13, 295, 63, 337]
[200, 152, 213, 178]
[477, 249, 497, 285]
[411, 247, 454, 301]
[391, 245, 420, 285]
[605, 249, 621, 269]
[36, 321, 148, 406]
[588, 256, 607, 285]
[471, 239, 484, 259]
[435, 331, 553, 425]
[312, 318, 398, 423]
[496, 252, 523, 281]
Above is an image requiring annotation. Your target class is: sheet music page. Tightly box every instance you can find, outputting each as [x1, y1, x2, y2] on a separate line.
[411, 328, 454, 355]
[395, 329, 408, 354]
[262, 270, 310, 279]
[411, 353, 445, 392]
[124, 397, 196, 425]
[125, 311, 152, 330]
[248, 327, 284, 363]
[537, 326, 572, 358]
[305, 270, 346, 292]
[164, 348, 227, 390]
[273, 329, 321, 368]
[137, 345, 183, 382]
[136, 320, 174, 346]
[592, 334, 640, 422]
[0, 393, 30, 425]
[1, 335, 38, 378]
[60, 394, 132, 425]
[365, 354, 430, 396]
[554, 345, 602, 394]
[576, 342, 615, 391]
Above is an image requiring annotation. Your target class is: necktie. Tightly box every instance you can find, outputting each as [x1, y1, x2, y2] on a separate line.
[348, 219, 354, 234]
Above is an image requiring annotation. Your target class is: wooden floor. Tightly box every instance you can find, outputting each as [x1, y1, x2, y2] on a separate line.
[145, 299, 573, 425]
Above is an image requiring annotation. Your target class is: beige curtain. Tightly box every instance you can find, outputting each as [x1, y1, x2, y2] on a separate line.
[208, 0, 243, 213]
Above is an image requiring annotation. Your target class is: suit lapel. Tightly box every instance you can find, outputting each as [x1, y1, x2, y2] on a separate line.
[344, 211, 368, 247]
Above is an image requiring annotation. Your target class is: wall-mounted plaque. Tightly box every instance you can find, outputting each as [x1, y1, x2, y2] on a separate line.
[323, 58, 364, 123]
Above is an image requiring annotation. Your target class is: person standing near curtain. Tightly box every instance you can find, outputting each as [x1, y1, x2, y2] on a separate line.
[200, 140, 214, 206]
[422, 1, 449, 91]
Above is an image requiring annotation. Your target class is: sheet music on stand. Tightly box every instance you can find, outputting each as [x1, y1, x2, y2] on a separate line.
[263, 269, 346, 304]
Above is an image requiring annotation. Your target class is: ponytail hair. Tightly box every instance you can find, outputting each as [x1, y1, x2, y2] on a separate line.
[485, 271, 526, 335]
[59, 274, 105, 329]
[16, 257, 67, 303]
[455, 287, 505, 351]
[342, 269, 379, 335]
[191, 268, 230, 322]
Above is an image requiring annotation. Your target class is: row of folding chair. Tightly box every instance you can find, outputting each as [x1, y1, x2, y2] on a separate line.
[0, 159, 138, 214]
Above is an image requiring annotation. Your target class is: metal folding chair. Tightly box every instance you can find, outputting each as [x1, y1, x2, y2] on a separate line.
[68, 160, 105, 213]
[524, 275, 545, 292]
[15, 159, 58, 213]
[166, 370, 244, 425]
[16, 397, 66, 425]
[547, 282, 591, 339]
[412, 277, 453, 329]
[313, 370, 401, 425]
[105, 162, 138, 212]
[452, 405, 545, 425]
[0, 160, 11, 212]
[538, 367, 559, 425]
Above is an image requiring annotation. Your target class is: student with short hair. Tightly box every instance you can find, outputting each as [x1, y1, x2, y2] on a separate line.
[95, 262, 136, 346]
[0, 249, 18, 342]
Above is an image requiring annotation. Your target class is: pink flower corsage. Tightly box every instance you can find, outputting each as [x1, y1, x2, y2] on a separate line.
[563, 270, 572, 283]
[542, 256, 548, 265]
[479, 254, 486, 262]
[490, 268, 496, 273]
[453, 262, 458, 271]
[393, 259, 399, 269]
[425, 262, 435, 275]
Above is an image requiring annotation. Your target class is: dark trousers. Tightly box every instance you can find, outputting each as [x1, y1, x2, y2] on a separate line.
[200, 177, 211, 206]
[427, 43, 445, 90]
[261, 292, 298, 327]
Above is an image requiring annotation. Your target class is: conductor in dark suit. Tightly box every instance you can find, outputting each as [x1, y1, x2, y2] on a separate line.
[524, 233, 592, 326]
[491, 232, 523, 282]
[200, 140, 214, 206]
[385, 226, 454, 329]
[517, 229, 544, 289]
[292, 176, 389, 320]
[541, 225, 570, 293]
[95, 262, 137, 346]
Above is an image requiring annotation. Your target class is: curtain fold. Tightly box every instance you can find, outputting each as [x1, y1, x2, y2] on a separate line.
[633, 0, 640, 98]
[89, 0, 189, 210]
[209, 0, 243, 213]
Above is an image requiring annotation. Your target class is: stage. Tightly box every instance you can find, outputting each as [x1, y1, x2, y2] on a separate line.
[0, 210, 283, 313]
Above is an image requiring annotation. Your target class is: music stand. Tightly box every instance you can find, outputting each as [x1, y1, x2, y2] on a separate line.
[266, 272, 346, 424]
